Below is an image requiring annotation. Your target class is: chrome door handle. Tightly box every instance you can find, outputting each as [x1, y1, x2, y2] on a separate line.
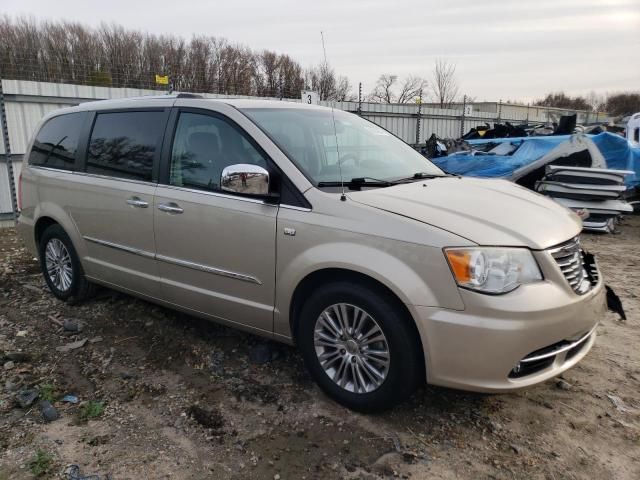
[126, 197, 149, 208]
[158, 202, 184, 214]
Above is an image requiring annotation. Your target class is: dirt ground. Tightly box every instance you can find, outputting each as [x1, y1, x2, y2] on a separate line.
[0, 217, 638, 480]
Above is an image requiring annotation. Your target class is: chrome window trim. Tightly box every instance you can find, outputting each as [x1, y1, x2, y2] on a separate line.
[156, 254, 262, 285]
[280, 204, 312, 212]
[73, 171, 158, 187]
[159, 184, 276, 207]
[83, 236, 155, 259]
[31, 166, 158, 188]
[30, 165, 75, 174]
[83, 236, 261, 285]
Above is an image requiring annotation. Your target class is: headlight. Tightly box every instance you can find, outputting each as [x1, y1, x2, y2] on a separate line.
[444, 247, 542, 294]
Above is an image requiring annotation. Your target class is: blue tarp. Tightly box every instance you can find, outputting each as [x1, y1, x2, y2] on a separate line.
[432, 132, 640, 188]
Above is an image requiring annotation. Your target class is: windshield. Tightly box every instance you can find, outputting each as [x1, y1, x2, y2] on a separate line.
[241, 107, 443, 186]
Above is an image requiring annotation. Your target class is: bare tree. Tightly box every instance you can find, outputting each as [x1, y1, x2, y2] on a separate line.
[369, 74, 398, 103]
[431, 59, 459, 108]
[369, 74, 426, 103]
[396, 75, 427, 104]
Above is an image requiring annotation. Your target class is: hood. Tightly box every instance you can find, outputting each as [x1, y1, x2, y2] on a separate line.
[349, 177, 582, 249]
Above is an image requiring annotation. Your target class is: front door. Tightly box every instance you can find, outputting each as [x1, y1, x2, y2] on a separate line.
[153, 109, 277, 333]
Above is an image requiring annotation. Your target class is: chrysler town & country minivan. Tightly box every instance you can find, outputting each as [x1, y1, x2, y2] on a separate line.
[17, 95, 606, 411]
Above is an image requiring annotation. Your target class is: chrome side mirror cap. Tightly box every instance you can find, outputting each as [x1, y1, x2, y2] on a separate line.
[221, 164, 270, 196]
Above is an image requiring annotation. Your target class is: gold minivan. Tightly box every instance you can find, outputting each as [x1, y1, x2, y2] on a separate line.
[16, 96, 606, 411]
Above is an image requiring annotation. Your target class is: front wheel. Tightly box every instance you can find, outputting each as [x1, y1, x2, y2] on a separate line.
[297, 282, 423, 412]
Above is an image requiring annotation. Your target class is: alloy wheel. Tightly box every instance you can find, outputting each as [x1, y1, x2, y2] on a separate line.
[313, 303, 390, 393]
[45, 238, 73, 292]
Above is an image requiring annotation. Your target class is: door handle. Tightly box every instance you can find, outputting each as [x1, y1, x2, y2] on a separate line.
[158, 202, 184, 214]
[126, 197, 149, 208]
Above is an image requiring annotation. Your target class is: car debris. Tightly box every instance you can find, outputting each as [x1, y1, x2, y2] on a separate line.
[15, 389, 39, 408]
[65, 464, 112, 480]
[55, 338, 88, 353]
[535, 166, 635, 233]
[427, 130, 639, 234]
[39, 400, 59, 422]
[605, 286, 627, 321]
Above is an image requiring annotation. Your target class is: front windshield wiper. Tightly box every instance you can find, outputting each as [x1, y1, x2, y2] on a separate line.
[317, 177, 396, 190]
[392, 172, 456, 182]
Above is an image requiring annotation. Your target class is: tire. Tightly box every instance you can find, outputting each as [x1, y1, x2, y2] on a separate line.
[297, 281, 423, 412]
[38, 224, 95, 303]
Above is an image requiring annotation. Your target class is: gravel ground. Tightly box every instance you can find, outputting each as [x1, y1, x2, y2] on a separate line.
[0, 218, 638, 480]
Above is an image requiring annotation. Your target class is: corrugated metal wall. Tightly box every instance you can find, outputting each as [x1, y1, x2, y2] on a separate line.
[0, 79, 610, 216]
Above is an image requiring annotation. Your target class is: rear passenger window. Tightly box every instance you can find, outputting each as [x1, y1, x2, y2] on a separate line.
[29, 113, 84, 170]
[86, 111, 165, 182]
[169, 112, 268, 191]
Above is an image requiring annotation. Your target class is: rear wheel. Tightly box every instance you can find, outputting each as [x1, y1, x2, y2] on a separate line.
[297, 282, 422, 412]
[39, 224, 95, 303]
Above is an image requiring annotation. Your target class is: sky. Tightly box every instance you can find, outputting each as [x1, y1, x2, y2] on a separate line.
[3, 0, 640, 103]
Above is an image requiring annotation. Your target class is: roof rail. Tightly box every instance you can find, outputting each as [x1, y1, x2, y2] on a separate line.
[176, 93, 203, 99]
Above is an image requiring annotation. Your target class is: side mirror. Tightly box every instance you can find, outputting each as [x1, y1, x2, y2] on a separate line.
[221, 164, 271, 197]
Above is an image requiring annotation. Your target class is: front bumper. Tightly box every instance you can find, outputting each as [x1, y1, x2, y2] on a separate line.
[412, 276, 606, 392]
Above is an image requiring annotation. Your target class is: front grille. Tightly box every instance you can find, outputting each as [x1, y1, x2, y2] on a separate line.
[548, 236, 598, 295]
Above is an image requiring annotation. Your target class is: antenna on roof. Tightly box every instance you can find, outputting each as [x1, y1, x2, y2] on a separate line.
[321, 31, 346, 202]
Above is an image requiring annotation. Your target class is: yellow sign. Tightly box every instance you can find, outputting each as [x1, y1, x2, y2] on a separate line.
[155, 74, 169, 85]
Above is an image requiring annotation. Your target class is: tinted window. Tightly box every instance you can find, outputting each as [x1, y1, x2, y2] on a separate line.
[86, 111, 165, 181]
[634, 127, 639, 143]
[29, 113, 85, 170]
[170, 112, 268, 191]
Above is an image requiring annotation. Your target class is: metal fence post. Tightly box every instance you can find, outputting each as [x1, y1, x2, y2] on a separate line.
[460, 94, 467, 138]
[358, 82, 362, 116]
[415, 89, 422, 145]
[0, 79, 18, 219]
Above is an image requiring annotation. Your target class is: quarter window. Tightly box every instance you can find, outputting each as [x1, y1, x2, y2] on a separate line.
[29, 113, 85, 170]
[86, 111, 165, 182]
[170, 112, 269, 191]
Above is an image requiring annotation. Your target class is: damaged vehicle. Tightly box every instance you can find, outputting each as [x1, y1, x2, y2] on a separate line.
[17, 97, 606, 411]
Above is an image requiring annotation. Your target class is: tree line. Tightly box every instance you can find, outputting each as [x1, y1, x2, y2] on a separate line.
[0, 17, 352, 100]
[2, 17, 637, 115]
[535, 91, 640, 117]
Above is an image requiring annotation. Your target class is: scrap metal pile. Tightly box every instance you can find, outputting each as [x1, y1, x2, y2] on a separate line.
[424, 118, 640, 234]
[536, 166, 634, 233]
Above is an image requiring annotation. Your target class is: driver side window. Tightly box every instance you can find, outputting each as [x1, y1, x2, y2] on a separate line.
[170, 112, 268, 192]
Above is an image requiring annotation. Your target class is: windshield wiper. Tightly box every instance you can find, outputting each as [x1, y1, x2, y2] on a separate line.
[391, 172, 453, 182]
[317, 177, 396, 190]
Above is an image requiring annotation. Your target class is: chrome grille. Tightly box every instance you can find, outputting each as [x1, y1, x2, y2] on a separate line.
[548, 236, 597, 295]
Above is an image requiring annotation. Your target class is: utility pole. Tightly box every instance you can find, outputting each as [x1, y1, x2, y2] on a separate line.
[416, 89, 423, 145]
[358, 82, 362, 116]
[460, 94, 467, 138]
[0, 79, 18, 219]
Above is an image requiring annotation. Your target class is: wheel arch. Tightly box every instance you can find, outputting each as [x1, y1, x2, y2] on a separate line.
[288, 267, 426, 379]
[34, 216, 60, 250]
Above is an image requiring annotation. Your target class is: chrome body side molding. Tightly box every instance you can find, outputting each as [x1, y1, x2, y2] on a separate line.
[83, 236, 261, 285]
[155, 254, 262, 285]
[83, 236, 155, 259]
